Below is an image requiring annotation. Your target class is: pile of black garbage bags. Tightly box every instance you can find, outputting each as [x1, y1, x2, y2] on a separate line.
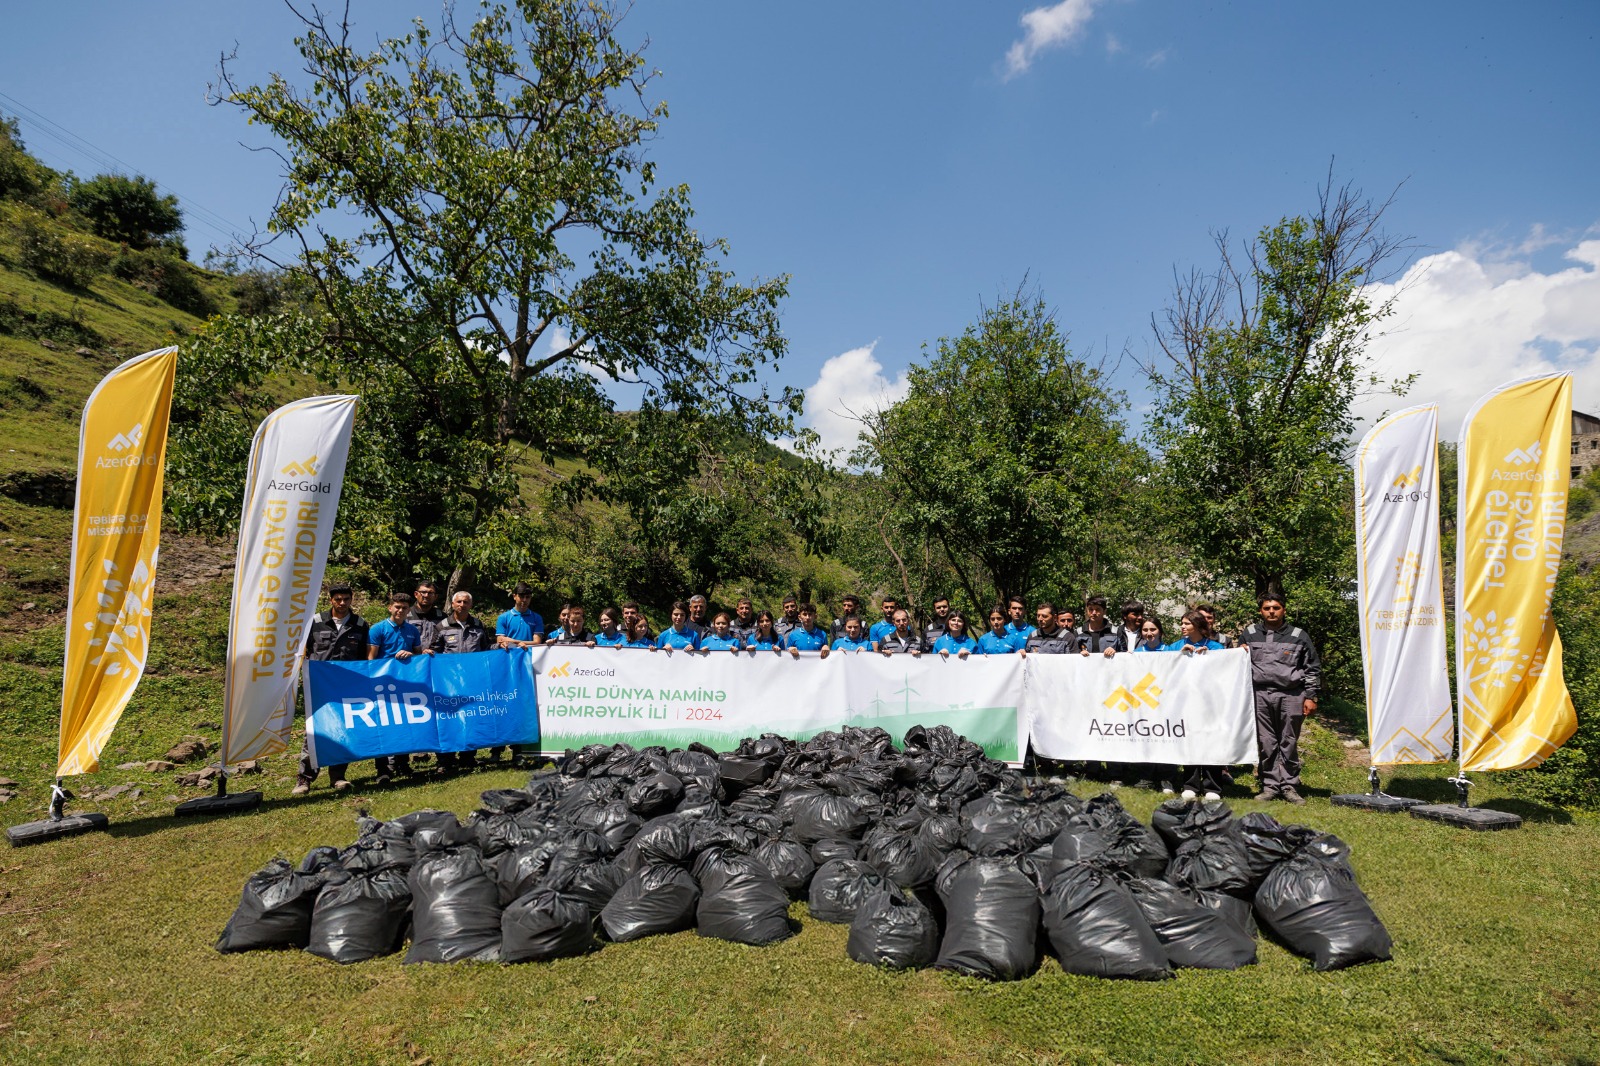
[217, 725, 1392, 977]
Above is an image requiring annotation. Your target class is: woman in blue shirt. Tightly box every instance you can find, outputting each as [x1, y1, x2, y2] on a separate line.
[830, 615, 874, 652]
[699, 612, 745, 651]
[592, 606, 627, 647]
[1131, 617, 1166, 652]
[622, 614, 654, 649]
[976, 606, 1019, 655]
[1163, 611, 1224, 654]
[746, 611, 782, 652]
[655, 600, 701, 650]
[933, 611, 978, 658]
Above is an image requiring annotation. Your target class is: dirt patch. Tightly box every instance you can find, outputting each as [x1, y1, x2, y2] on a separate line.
[159, 535, 236, 589]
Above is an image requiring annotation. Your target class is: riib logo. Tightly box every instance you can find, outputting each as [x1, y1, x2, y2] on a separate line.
[1391, 465, 1422, 490]
[1503, 441, 1542, 466]
[280, 454, 320, 477]
[107, 423, 145, 452]
[548, 661, 573, 678]
[1103, 673, 1162, 713]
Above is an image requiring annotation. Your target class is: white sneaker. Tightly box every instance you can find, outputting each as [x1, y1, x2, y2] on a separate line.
[1160, 783, 1175, 795]
[1180, 789, 1197, 800]
[1203, 791, 1222, 802]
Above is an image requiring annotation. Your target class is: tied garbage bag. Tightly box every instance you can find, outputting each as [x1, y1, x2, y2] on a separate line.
[1050, 820, 1168, 879]
[616, 814, 696, 876]
[919, 814, 964, 854]
[935, 856, 1041, 981]
[783, 791, 870, 844]
[847, 886, 938, 971]
[342, 820, 416, 872]
[568, 801, 645, 856]
[1236, 811, 1320, 887]
[306, 867, 412, 964]
[405, 844, 502, 963]
[547, 860, 627, 915]
[216, 858, 330, 953]
[501, 889, 597, 963]
[626, 772, 685, 817]
[392, 809, 461, 836]
[1126, 877, 1257, 970]
[808, 859, 886, 924]
[1151, 798, 1235, 852]
[1190, 884, 1257, 936]
[601, 864, 701, 942]
[1167, 833, 1254, 897]
[299, 846, 343, 875]
[478, 788, 535, 814]
[471, 810, 551, 857]
[695, 854, 794, 946]
[810, 839, 859, 866]
[1254, 837, 1392, 971]
[491, 840, 562, 906]
[1040, 863, 1171, 981]
[751, 839, 815, 898]
[862, 829, 942, 892]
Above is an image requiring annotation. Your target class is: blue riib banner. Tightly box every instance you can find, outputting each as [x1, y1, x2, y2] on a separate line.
[305, 648, 539, 767]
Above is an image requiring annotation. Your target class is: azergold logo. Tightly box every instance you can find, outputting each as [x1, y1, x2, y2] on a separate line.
[280, 455, 320, 477]
[1502, 441, 1542, 466]
[107, 423, 145, 452]
[547, 661, 572, 678]
[1103, 673, 1163, 713]
[1391, 465, 1422, 489]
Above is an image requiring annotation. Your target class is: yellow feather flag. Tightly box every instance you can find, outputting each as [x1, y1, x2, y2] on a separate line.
[56, 347, 177, 777]
[1456, 373, 1578, 771]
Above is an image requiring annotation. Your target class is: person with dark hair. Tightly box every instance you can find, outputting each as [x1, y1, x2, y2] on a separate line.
[685, 594, 710, 639]
[592, 606, 626, 647]
[1163, 610, 1227, 800]
[549, 604, 591, 644]
[923, 595, 952, 647]
[655, 600, 701, 650]
[748, 610, 783, 651]
[495, 583, 545, 648]
[433, 589, 490, 772]
[878, 607, 923, 656]
[547, 603, 572, 642]
[1056, 605, 1079, 634]
[1241, 587, 1321, 805]
[868, 595, 899, 647]
[831, 594, 862, 641]
[1131, 616, 1166, 651]
[1005, 595, 1036, 643]
[408, 580, 446, 653]
[729, 598, 759, 643]
[774, 594, 801, 638]
[622, 614, 654, 649]
[1196, 602, 1237, 649]
[620, 601, 651, 641]
[700, 611, 745, 651]
[1118, 601, 1146, 651]
[977, 606, 1021, 655]
[784, 603, 830, 656]
[1022, 601, 1079, 655]
[933, 610, 977, 658]
[831, 615, 873, 653]
[1127, 614, 1170, 793]
[293, 583, 369, 795]
[368, 591, 424, 783]
[1079, 594, 1124, 657]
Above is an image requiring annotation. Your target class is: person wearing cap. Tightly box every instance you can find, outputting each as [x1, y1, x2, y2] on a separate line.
[495, 583, 546, 648]
[293, 583, 369, 795]
[1241, 586, 1321, 805]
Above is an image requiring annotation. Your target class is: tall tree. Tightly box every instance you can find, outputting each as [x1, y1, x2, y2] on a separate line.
[1145, 178, 1414, 600]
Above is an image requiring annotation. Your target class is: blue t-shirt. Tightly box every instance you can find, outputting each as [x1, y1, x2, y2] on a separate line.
[868, 620, 897, 645]
[977, 631, 1019, 655]
[367, 618, 421, 658]
[783, 626, 828, 652]
[496, 608, 545, 643]
[623, 637, 654, 649]
[1163, 638, 1225, 653]
[1006, 621, 1037, 644]
[747, 633, 781, 651]
[831, 635, 873, 652]
[933, 633, 978, 655]
[699, 633, 745, 651]
[593, 629, 627, 647]
[656, 626, 700, 650]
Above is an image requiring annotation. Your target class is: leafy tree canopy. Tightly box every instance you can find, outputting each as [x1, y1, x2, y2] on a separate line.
[67, 173, 183, 249]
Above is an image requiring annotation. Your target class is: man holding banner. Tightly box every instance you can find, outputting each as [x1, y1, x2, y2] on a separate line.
[294, 584, 368, 794]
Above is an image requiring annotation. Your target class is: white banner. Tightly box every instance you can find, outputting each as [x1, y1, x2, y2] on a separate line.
[1354, 404, 1453, 764]
[532, 647, 1027, 762]
[221, 395, 358, 765]
[1025, 650, 1255, 765]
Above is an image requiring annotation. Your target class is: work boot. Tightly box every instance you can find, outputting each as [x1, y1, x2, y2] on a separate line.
[291, 778, 311, 796]
[1280, 787, 1306, 805]
[1253, 789, 1279, 801]
[332, 779, 352, 792]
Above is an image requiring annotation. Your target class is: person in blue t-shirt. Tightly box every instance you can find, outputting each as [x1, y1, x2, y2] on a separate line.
[495, 582, 546, 648]
[747, 611, 783, 651]
[783, 603, 830, 657]
[932, 610, 978, 658]
[1005, 595, 1037, 644]
[1130, 617, 1166, 652]
[977, 606, 1020, 655]
[867, 596, 898, 647]
[366, 591, 426, 782]
[655, 600, 701, 650]
[622, 614, 654, 649]
[1163, 610, 1225, 654]
[831, 615, 873, 652]
[699, 612, 745, 651]
[592, 606, 627, 647]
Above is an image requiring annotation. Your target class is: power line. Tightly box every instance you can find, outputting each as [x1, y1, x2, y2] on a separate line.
[0, 89, 253, 247]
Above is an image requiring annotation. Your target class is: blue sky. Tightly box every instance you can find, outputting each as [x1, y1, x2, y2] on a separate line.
[4, 1, 1598, 452]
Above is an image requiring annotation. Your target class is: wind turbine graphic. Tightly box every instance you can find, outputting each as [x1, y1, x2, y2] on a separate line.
[867, 692, 888, 716]
[893, 673, 920, 715]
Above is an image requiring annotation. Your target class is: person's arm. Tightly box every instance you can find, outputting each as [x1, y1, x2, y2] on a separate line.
[368, 644, 381, 660]
[1301, 629, 1322, 714]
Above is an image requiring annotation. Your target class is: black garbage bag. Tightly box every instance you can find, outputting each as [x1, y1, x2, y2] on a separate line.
[751, 839, 815, 898]
[405, 844, 502, 963]
[626, 771, 686, 817]
[808, 859, 886, 924]
[728, 809, 784, 838]
[554, 778, 623, 820]
[861, 829, 942, 892]
[810, 839, 859, 866]
[471, 810, 552, 857]
[782, 791, 869, 845]
[490, 840, 562, 905]
[216, 858, 329, 953]
[1167, 833, 1254, 897]
[542, 832, 608, 885]
[392, 809, 461, 836]
[501, 888, 597, 963]
[718, 755, 776, 797]
[919, 814, 964, 854]
[1040, 863, 1171, 980]
[616, 813, 695, 875]
[1254, 838, 1392, 971]
[306, 867, 412, 964]
[564, 743, 617, 777]
[546, 859, 626, 915]
[1126, 877, 1257, 970]
[569, 801, 644, 856]
[600, 864, 701, 942]
[1050, 820, 1169, 879]
[299, 846, 343, 875]
[846, 886, 939, 970]
[690, 819, 762, 857]
[342, 820, 416, 872]
[963, 795, 1031, 856]
[934, 855, 1041, 981]
[695, 854, 794, 945]
[667, 750, 723, 796]
[1150, 798, 1235, 852]
[676, 785, 723, 819]
[479, 788, 535, 814]
[1190, 884, 1257, 936]
[1236, 811, 1321, 887]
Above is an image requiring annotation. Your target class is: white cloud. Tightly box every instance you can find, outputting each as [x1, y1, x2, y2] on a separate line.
[1143, 47, 1169, 68]
[1104, 32, 1124, 56]
[1357, 234, 1600, 435]
[1004, 0, 1105, 78]
[800, 343, 911, 462]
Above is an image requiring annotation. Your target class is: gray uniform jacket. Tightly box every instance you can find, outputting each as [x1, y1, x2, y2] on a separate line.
[433, 613, 490, 654]
[878, 631, 924, 654]
[1239, 622, 1321, 697]
[1024, 627, 1081, 654]
[407, 607, 446, 655]
[1078, 626, 1125, 654]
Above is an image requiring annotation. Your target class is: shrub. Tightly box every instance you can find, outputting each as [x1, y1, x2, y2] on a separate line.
[111, 247, 217, 317]
[67, 172, 182, 249]
[15, 209, 108, 288]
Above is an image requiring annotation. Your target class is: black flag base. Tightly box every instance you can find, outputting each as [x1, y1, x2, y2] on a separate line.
[1331, 767, 1426, 812]
[1409, 774, 1522, 831]
[174, 770, 262, 817]
[6, 782, 110, 847]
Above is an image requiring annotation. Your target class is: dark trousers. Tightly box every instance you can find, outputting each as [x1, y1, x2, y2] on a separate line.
[1182, 765, 1223, 793]
[297, 739, 347, 785]
[1255, 690, 1306, 792]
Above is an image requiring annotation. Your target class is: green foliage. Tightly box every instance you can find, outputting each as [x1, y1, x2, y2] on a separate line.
[111, 247, 217, 317]
[0, 115, 49, 201]
[850, 293, 1147, 611]
[12, 203, 109, 288]
[1565, 464, 1599, 522]
[66, 172, 183, 249]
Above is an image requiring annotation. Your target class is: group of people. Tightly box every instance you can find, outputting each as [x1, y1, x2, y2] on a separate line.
[294, 581, 1322, 808]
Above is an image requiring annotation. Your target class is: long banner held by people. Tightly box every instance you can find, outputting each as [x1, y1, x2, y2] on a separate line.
[1026, 649, 1255, 765]
[56, 347, 178, 777]
[1456, 374, 1578, 771]
[1354, 404, 1453, 764]
[304, 648, 538, 768]
[220, 396, 358, 766]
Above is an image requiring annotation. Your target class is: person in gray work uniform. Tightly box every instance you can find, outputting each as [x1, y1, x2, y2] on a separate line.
[294, 583, 369, 795]
[433, 590, 490, 772]
[1241, 585, 1321, 805]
